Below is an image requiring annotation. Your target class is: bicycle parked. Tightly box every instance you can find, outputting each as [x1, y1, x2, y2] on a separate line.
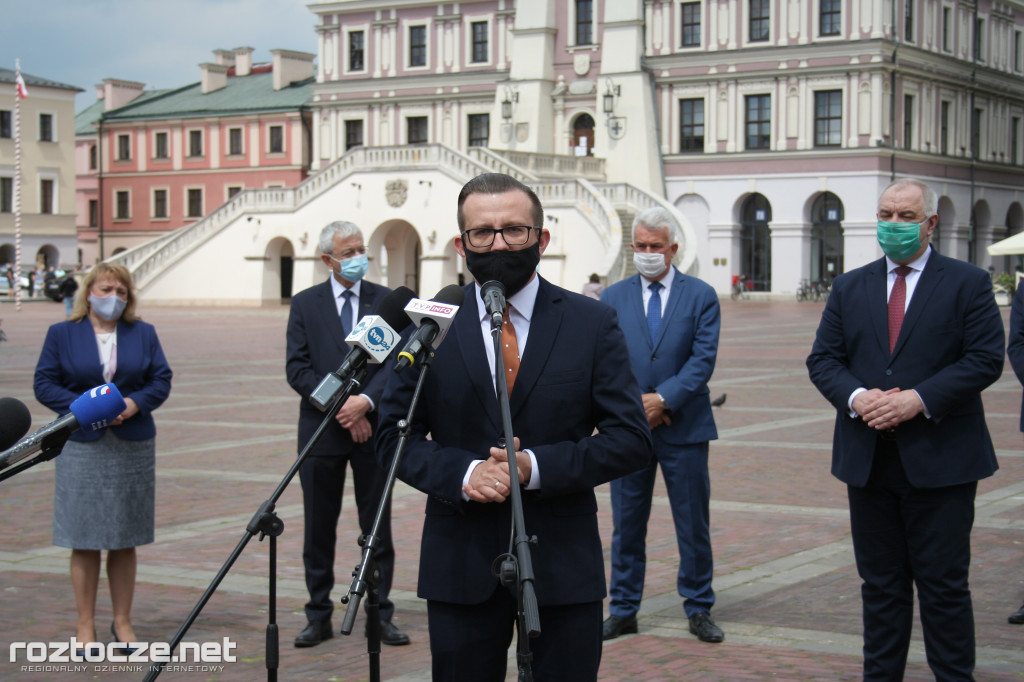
[796, 279, 831, 302]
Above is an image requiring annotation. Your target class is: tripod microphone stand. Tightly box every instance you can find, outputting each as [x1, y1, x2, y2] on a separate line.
[143, 367, 369, 682]
[339, 349, 435, 682]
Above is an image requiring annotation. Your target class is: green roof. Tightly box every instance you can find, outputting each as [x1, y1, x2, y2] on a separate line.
[75, 88, 174, 135]
[101, 71, 313, 122]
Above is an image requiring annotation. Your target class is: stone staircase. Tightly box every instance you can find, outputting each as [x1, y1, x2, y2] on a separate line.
[106, 144, 692, 294]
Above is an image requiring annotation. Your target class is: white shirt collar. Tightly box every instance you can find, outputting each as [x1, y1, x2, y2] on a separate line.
[472, 273, 540, 323]
[885, 245, 931, 273]
[330, 275, 361, 299]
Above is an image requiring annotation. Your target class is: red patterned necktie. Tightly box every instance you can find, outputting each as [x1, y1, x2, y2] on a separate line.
[887, 265, 913, 353]
[501, 308, 520, 397]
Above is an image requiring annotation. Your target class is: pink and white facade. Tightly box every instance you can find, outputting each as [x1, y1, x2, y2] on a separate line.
[108, 1, 1024, 304]
[78, 48, 314, 265]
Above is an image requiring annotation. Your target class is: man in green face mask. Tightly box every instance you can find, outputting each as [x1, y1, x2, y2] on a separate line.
[807, 178, 1005, 681]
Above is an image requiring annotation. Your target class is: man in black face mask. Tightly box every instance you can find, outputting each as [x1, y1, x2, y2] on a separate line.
[376, 173, 652, 681]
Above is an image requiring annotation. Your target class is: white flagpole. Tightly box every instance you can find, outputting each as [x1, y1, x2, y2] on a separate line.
[13, 60, 23, 310]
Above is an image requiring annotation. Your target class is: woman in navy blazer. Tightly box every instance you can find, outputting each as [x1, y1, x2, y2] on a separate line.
[34, 263, 172, 651]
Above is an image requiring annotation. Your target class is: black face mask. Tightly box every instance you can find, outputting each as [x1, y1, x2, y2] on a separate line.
[464, 241, 541, 297]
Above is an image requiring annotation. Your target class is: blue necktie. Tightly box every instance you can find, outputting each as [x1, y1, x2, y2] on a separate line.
[340, 290, 354, 338]
[647, 281, 663, 344]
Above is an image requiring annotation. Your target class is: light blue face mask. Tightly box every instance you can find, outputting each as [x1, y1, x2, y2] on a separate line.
[89, 294, 127, 321]
[330, 253, 368, 282]
[877, 220, 925, 262]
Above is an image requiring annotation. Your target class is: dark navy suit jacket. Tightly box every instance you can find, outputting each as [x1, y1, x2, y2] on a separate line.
[34, 318, 172, 441]
[600, 268, 719, 446]
[286, 278, 391, 456]
[1007, 285, 1024, 431]
[376, 277, 652, 606]
[807, 250, 1004, 488]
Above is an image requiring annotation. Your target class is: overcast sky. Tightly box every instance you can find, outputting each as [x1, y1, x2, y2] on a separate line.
[1, 0, 317, 109]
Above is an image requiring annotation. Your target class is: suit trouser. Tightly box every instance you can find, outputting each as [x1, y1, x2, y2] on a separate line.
[426, 586, 602, 682]
[298, 447, 395, 624]
[847, 438, 977, 682]
[608, 440, 714, 619]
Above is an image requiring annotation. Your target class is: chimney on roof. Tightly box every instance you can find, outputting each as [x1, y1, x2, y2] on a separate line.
[96, 78, 146, 111]
[213, 49, 236, 68]
[233, 46, 254, 77]
[200, 62, 229, 94]
[271, 49, 315, 91]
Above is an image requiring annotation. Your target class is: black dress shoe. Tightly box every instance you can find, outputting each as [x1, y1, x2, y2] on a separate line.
[688, 612, 724, 643]
[367, 619, 410, 646]
[601, 614, 638, 641]
[294, 620, 333, 648]
[1010, 603, 1024, 624]
[110, 622, 139, 655]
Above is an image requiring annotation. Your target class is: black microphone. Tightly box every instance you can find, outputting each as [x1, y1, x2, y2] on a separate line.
[394, 285, 465, 371]
[0, 397, 32, 450]
[480, 280, 506, 327]
[0, 384, 127, 471]
[309, 286, 416, 411]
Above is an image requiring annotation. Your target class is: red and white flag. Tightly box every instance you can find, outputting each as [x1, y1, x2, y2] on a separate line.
[15, 72, 28, 99]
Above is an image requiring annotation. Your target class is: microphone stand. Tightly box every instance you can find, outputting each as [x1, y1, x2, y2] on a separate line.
[339, 349, 435, 682]
[488, 312, 541, 682]
[143, 366, 369, 682]
[0, 433, 71, 483]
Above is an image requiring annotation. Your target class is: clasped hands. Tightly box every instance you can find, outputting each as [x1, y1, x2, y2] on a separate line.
[336, 395, 373, 443]
[464, 437, 531, 504]
[109, 397, 139, 426]
[852, 387, 924, 431]
[642, 393, 671, 430]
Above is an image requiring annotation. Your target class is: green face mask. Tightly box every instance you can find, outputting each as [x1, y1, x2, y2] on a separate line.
[877, 220, 925, 262]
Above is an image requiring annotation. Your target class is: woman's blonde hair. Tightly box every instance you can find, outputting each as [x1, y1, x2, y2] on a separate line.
[69, 262, 139, 323]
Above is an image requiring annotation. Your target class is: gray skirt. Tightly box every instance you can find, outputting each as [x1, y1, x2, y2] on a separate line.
[53, 431, 155, 550]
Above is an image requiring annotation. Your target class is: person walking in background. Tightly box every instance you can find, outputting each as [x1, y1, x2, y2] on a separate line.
[807, 178, 1004, 680]
[34, 262, 173, 651]
[581, 273, 603, 299]
[59, 267, 79, 318]
[600, 208, 724, 644]
[286, 221, 408, 648]
[1006, 284, 1024, 626]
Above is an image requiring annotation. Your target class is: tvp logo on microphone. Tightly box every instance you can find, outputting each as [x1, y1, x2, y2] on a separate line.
[406, 299, 457, 318]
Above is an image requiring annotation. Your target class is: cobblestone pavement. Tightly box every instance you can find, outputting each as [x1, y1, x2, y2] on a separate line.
[0, 297, 1021, 681]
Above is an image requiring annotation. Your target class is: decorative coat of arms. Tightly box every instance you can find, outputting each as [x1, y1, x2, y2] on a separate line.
[385, 179, 408, 208]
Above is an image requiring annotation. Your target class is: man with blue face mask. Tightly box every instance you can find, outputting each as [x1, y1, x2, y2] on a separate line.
[807, 178, 1005, 681]
[600, 208, 723, 645]
[286, 221, 409, 648]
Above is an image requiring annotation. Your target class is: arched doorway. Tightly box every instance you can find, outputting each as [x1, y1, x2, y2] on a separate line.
[740, 194, 771, 292]
[262, 237, 295, 302]
[369, 220, 421, 293]
[811, 192, 844, 283]
[572, 114, 596, 156]
[37, 244, 60, 268]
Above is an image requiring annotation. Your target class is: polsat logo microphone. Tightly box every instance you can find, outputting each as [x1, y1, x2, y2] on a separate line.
[89, 385, 113, 399]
